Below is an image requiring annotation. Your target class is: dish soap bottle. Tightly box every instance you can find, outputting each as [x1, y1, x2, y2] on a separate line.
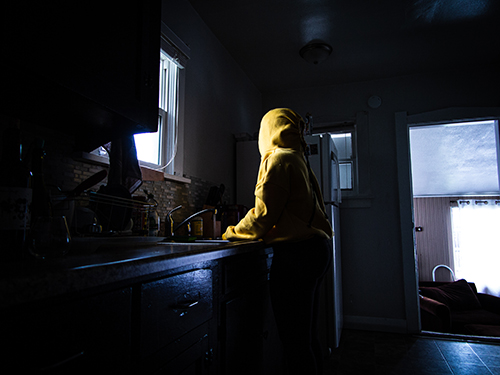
[145, 190, 159, 236]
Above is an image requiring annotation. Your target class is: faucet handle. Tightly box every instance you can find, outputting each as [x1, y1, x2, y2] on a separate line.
[166, 205, 182, 237]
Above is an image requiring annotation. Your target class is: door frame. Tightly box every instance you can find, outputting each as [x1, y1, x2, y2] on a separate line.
[395, 107, 500, 333]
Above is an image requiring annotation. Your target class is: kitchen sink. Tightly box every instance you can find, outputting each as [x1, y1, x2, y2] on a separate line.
[158, 238, 230, 246]
[194, 239, 229, 244]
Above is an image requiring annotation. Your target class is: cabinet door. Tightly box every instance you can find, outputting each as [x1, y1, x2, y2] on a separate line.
[140, 269, 213, 360]
[222, 285, 266, 375]
[1, 1, 160, 150]
[153, 333, 211, 375]
[219, 251, 284, 375]
[261, 284, 286, 375]
[0, 288, 132, 373]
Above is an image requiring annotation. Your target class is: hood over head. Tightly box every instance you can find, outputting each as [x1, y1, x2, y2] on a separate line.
[258, 108, 306, 157]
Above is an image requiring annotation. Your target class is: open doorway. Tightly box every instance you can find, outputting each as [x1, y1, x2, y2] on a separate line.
[409, 118, 500, 340]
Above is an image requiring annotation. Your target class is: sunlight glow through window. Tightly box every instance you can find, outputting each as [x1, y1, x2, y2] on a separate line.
[134, 129, 161, 165]
[451, 201, 500, 297]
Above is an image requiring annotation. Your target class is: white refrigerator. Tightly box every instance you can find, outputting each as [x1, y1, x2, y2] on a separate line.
[305, 134, 343, 350]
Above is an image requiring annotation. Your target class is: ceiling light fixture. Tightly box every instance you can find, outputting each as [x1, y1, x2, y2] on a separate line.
[299, 42, 332, 64]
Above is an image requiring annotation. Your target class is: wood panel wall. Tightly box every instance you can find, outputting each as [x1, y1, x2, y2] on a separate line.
[413, 197, 454, 282]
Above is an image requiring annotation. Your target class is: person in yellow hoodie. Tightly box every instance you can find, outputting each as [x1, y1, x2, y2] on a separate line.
[224, 108, 333, 375]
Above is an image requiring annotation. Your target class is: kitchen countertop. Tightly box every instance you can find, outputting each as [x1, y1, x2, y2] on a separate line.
[0, 239, 267, 309]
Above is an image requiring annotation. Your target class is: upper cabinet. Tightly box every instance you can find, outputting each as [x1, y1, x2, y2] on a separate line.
[1, 1, 160, 151]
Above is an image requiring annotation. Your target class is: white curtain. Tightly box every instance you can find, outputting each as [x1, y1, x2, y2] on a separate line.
[451, 200, 500, 297]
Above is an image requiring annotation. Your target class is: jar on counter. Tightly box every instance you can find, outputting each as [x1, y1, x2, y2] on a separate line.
[191, 216, 203, 237]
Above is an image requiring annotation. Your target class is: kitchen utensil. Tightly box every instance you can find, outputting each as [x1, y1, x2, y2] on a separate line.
[51, 170, 107, 228]
[205, 183, 226, 206]
[67, 169, 107, 198]
[205, 186, 219, 206]
[217, 184, 225, 205]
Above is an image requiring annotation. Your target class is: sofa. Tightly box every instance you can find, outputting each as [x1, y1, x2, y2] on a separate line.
[419, 279, 500, 337]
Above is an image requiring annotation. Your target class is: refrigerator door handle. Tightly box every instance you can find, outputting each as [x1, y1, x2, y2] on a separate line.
[324, 201, 339, 208]
[331, 151, 342, 204]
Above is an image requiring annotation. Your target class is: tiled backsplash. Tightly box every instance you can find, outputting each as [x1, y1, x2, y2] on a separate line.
[44, 153, 229, 237]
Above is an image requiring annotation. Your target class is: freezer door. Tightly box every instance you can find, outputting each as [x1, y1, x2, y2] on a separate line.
[321, 135, 341, 205]
[305, 134, 341, 204]
[330, 145, 342, 205]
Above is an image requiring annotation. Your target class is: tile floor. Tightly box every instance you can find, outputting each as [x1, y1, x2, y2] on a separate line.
[324, 329, 500, 375]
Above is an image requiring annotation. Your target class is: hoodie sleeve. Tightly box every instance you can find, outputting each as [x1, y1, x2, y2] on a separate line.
[223, 154, 289, 241]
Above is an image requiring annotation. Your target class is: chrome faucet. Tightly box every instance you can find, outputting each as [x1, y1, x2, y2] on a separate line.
[169, 207, 217, 237]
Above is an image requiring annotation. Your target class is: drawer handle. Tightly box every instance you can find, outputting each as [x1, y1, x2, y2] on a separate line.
[174, 300, 199, 309]
[173, 300, 199, 317]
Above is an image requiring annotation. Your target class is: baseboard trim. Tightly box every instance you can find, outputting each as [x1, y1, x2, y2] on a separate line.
[343, 315, 408, 333]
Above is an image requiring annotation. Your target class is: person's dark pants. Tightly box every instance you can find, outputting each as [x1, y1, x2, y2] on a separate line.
[270, 237, 333, 375]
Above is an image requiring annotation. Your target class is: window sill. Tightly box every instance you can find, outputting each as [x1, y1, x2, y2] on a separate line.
[73, 152, 191, 184]
[141, 166, 191, 183]
[163, 173, 191, 184]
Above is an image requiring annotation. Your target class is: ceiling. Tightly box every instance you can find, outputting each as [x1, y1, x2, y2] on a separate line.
[188, 0, 500, 92]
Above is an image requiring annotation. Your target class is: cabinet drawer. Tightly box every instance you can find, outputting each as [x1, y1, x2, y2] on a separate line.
[152, 332, 211, 375]
[140, 268, 213, 358]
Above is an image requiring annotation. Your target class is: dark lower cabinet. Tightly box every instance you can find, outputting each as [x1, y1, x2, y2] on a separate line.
[152, 331, 211, 375]
[1, 288, 133, 373]
[137, 268, 215, 374]
[1, 247, 283, 374]
[261, 284, 287, 375]
[219, 250, 285, 375]
[223, 286, 267, 374]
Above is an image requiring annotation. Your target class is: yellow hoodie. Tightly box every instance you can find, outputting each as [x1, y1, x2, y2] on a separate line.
[224, 108, 333, 244]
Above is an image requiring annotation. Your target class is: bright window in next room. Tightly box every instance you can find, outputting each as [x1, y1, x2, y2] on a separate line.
[331, 132, 354, 190]
[134, 51, 180, 175]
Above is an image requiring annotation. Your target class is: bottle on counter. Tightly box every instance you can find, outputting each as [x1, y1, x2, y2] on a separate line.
[145, 190, 159, 236]
[29, 138, 71, 259]
[30, 138, 52, 222]
[0, 122, 32, 260]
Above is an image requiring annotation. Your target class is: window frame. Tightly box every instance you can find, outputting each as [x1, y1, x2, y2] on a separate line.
[156, 22, 189, 182]
[330, 131, 355, 191]
[86, 22, 189, 183]
[135, 51, 179, 175]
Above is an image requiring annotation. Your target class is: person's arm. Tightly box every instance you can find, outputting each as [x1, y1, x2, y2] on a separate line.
[224, 181, 288, 240]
